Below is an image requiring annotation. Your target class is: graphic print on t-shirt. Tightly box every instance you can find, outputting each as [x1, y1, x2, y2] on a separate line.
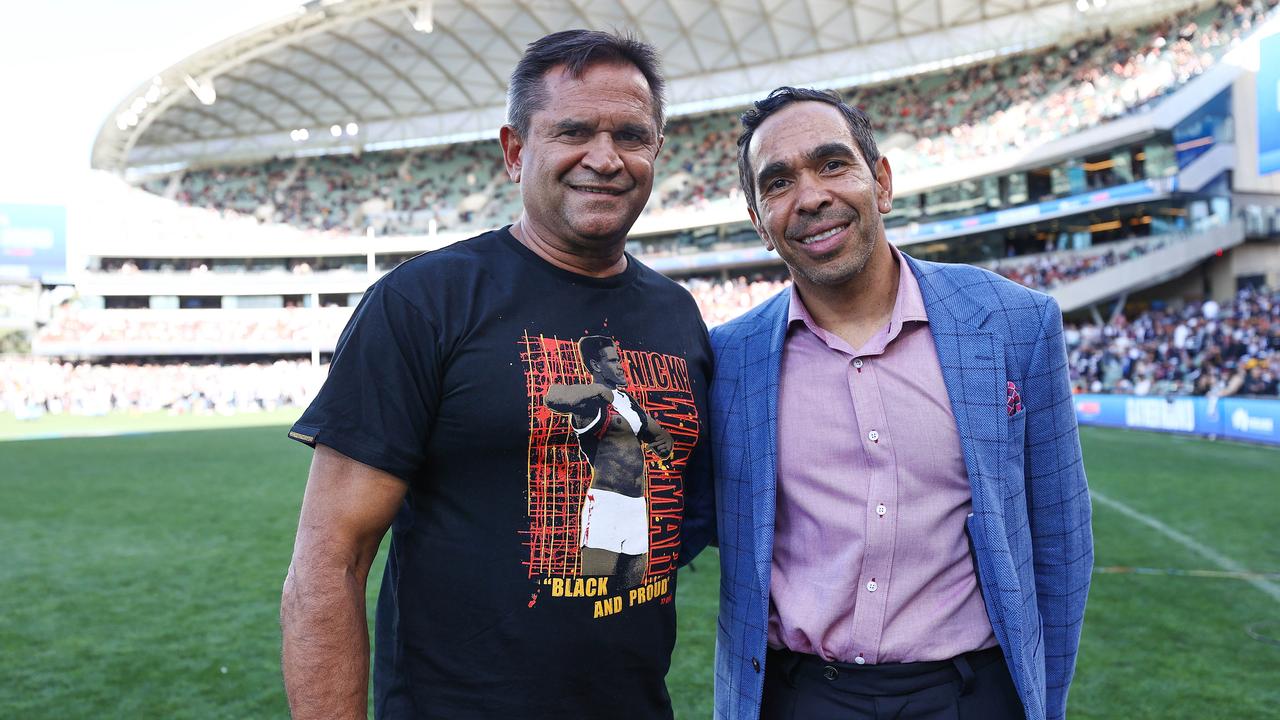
[522, 332, 699, 619]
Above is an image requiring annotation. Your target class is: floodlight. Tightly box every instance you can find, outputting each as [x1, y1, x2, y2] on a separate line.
[1075, 0, 1088, 10]
[330, 124, 342, 137]
[183, 75, 216, 106]
[346, 122, 359, 136]
[299, 128, 310, 141]
[414, 0, 435, 32]
[131, 97, 148, 113]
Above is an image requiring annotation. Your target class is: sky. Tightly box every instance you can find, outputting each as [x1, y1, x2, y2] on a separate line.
[0, 0, 300, 205]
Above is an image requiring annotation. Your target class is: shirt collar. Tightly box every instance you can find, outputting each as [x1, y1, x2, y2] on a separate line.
[787, 244, 929, 350]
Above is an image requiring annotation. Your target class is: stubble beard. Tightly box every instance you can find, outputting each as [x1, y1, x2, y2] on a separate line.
[789, 217, 878, 289]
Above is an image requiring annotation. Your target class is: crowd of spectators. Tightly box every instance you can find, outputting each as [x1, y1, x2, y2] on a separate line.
[680, 274, 792, 327]
[987, 235, 1172, 291]
[0, 358, 322, 419]
[7, 285, 1278, 420]
[1066, 287, 1279, 396]
[145, 0, 1277, 237]
[35, 308, 353, 348]
[37, 230, 1190, 352]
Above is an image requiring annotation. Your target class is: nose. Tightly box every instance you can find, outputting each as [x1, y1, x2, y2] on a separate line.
[794, 173, 831, 214]
[581, 133, 623, 176]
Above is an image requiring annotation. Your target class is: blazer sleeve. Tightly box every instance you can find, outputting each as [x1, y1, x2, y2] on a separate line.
[1023, 296, 1094, 720]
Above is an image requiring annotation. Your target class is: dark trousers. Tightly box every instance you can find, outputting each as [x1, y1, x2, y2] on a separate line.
[760, 646, 1024, 720]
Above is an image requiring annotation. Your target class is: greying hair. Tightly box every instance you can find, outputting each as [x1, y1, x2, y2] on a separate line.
[507, 29, 666, 138]
[736, 87, 881, 212]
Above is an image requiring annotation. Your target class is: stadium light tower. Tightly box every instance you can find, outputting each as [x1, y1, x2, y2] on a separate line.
[182, 74, 216, 106]
[410, 0, 433, 33]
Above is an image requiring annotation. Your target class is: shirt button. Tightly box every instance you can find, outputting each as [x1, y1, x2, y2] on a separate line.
[853, 358, 864, 369]
[867, 430, 880, 442]
[751, 657, 760, 672]
[854, 656, 866, 665]
[876, 504, 887, 516]
[866, 580, 878, 592]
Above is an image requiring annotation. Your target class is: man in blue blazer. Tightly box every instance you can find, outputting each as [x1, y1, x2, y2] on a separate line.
[707, 87, 1092, 720]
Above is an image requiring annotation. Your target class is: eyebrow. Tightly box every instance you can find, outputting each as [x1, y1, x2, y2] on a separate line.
[549, 119, 654, 142]
[616, 122, 655, 141]
[755, 141, 859, 189]
[551, 119, 593, 135]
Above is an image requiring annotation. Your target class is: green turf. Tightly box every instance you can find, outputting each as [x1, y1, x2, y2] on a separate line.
[1, 423, 1277, 718]
[0, 408, 303, 441]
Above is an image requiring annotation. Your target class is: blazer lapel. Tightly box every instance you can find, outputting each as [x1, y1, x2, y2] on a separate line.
[907, 257, 1007, 524]
[739, 291, 789, 605]
[908, 256, 1022, 653]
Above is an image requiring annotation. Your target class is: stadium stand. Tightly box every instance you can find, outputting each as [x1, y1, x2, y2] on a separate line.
[0, 357, 320, 418]
[15, 282, 1278, 420]
[1065, 286, 1279, 396]
[146, 0, 1279, 237]
[11, 0, 1277, 424]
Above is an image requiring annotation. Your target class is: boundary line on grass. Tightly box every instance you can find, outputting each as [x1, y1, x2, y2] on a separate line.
[1092, 489, 1280, 604]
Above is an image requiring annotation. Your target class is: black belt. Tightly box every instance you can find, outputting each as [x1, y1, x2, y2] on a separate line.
[765, 645, 1005, 697]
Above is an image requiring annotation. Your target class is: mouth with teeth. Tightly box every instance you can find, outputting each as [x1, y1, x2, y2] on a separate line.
[790, 222, 850, 252]
[570, 185, 627, 196]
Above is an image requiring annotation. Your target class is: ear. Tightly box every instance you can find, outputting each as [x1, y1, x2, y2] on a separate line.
[499, 125, 523, 183]
[874, 155, 894, 214]
[747, 204, 775, 252]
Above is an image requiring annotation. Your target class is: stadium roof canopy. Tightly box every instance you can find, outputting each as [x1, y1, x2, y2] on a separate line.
[94, 0, 1200, 174]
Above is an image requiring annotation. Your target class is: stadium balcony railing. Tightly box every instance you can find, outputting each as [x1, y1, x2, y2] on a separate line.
[1047, 218, 1245, 312]
[74, 267, 376, 298]
[42, 219, 1240, 356]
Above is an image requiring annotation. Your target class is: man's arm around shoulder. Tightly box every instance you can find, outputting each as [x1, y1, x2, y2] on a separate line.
[281, 444, 407, 719]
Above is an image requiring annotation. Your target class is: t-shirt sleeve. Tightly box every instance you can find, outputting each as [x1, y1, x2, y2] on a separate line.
[288, 280, 441, 482]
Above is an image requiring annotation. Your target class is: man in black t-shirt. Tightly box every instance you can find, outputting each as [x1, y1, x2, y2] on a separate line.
[544, 335, 674, 588]
[280, 29, 714, 720]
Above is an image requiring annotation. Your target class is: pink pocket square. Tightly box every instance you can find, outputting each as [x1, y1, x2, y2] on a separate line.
[1007, 381, 1023, 416]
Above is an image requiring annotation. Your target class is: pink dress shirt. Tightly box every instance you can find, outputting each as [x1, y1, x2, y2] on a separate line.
[769, 246, 998, 664]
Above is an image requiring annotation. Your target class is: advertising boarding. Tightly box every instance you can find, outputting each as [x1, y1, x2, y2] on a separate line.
[1074, 394, 1280, 446]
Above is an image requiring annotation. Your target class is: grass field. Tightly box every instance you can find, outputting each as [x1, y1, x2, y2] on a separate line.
[2, 418, 1278, 719]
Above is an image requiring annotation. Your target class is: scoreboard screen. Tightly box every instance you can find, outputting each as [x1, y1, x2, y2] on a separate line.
[1260, 32, 1280, 176]
[0, 204, 67, 282]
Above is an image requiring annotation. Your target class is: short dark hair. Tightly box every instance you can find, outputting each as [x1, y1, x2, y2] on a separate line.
[507, 30, 666, 138]
[736, 87, 881, 212]
[578, 335, 616, 369]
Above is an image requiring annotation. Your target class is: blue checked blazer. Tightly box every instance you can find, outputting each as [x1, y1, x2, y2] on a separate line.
[707, 254, 1093, 720]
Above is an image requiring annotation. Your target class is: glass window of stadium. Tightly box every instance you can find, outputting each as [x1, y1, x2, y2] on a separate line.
[224, 295, 284, 309]
[1006, 173, 1028, 205]
[105, 296, 151, 310]
[1142, 140, 1177, 178]
[180, 296, 222, 309]
[1084, 153, 1127, 189]
[1051, 160, 1086, 196]
[923, 181, 987, 217]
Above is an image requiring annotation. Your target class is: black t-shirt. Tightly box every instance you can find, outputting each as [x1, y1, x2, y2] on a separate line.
[289, 227, 713, 719]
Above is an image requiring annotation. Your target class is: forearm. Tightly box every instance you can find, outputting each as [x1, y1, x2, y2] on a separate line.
[544, 383, 612, 412]
[281, 559, 371, 720]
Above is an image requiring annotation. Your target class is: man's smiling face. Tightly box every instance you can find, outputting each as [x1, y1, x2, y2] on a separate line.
[506, 61, 663, 251]
[746, 101, 893, 289]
